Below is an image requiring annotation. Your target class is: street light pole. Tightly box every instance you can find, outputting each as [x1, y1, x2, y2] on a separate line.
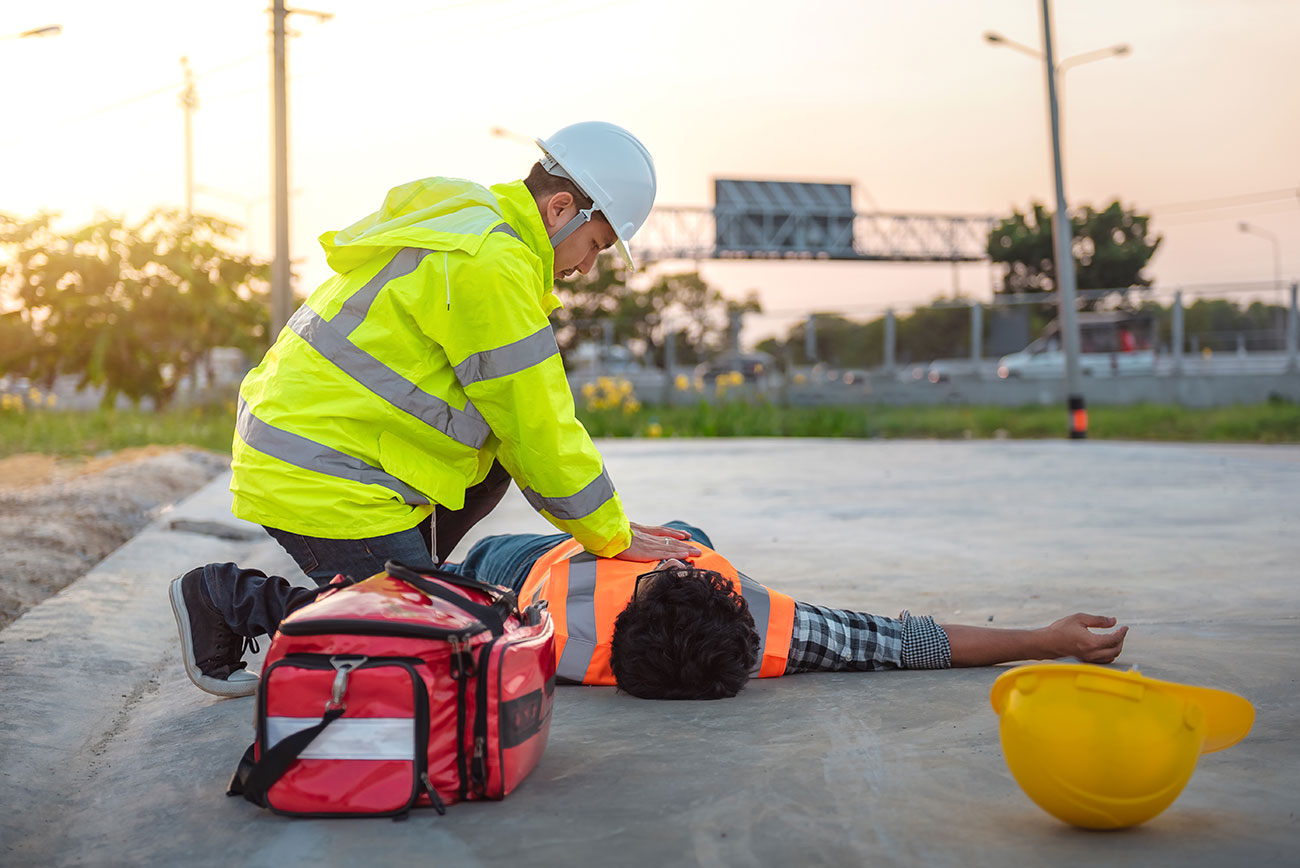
[1038, 0, 1087, 438]
[179, 57, 198, 218]
[985, 12, 1127, 439]
[1238, 221, 1283, 302]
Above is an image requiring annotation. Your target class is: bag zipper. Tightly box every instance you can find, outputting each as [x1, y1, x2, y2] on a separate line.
[278, 618, 488, 642]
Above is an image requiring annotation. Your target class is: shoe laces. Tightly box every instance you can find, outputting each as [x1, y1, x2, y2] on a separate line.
[242, 636, 260, 655]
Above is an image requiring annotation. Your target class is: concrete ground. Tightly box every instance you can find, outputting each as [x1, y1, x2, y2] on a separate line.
[1, 439, 1296, 867]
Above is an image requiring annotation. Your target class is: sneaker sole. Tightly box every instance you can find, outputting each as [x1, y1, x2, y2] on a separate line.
[169, 575, 259, 698]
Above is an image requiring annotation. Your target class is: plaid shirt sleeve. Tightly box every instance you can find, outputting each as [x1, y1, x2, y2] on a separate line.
[785, 602, 952, 674]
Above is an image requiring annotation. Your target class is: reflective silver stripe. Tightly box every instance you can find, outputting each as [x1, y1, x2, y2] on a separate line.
[736, 571, 771, 675]
[556, 553, 599, 682]
[491, 222, 521, 241]
[287, 306, 491, 450]
[521, 466, 616, 521]
[266, 717, 415, 761]
[330, 247, 434, 337]
[454, 325, 560, 386]
[237, 400, 431, 505]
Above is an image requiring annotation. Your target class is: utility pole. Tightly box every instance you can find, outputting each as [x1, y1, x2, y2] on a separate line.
[270, 1, 292, 338]
[179, 57, 197, 217]
[1039, 0, 1087, 438]
[268, 3, 333, 338]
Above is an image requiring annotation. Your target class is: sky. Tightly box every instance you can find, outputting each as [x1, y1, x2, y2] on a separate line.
[2, 0, 1297, 345]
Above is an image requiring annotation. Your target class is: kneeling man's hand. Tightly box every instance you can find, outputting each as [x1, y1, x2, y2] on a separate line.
[614, 523, 703, 562]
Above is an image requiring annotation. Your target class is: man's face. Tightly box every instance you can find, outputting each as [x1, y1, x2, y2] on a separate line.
[543, 193, 618, 279]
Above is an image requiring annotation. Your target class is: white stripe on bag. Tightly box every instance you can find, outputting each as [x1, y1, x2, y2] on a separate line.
[266, 716, 416, 761]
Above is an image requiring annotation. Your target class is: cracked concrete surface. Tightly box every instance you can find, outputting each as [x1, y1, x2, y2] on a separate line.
[1, 439, 1296, 867]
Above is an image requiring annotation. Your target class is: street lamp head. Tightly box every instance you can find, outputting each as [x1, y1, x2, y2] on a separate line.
[1239, 221, 1252, 233]
[20, 24, 62, 38]
[984, 31, 1005, 44]
[1113, 43, 1132, 57]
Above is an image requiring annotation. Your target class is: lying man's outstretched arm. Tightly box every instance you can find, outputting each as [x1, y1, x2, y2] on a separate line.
[943, 613, 1128, 667]
[785, 606, 1128, 675]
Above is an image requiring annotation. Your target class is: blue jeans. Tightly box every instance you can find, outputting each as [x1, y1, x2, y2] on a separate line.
[205, 461, 512, 637]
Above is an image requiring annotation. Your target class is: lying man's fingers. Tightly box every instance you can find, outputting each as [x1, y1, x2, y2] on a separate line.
[1080, 625, 1129, 663]
[1074, 613, 1118, 629]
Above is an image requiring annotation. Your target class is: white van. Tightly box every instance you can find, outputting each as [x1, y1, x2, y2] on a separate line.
[997, 312, 1157, 379]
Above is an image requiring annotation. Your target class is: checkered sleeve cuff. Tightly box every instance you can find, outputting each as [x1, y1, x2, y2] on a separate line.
[898, 611, 951, 670]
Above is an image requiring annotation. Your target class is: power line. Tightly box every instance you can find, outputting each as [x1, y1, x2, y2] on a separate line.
[1150, 187, 1299, 215]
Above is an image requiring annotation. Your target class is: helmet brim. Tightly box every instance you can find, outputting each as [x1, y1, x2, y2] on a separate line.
[990, 663, 1255, 755]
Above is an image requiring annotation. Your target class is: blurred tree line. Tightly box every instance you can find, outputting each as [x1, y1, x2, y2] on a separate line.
[550, 251, 761, 366]
[987, 199, 1161, 310]
[753, 297, 1290, 369]
[0, 210, 270, 408]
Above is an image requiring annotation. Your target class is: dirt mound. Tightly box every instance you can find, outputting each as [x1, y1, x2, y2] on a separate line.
[0, 447, 229, 629]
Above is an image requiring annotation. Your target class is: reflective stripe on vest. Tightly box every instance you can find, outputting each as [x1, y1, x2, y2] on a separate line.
[281, 223, 524, 451]
[521, 466, 617, 521]
[519, 539, 796, 684]
[454, 324, 560, 386]
[237, 399, 432, 505]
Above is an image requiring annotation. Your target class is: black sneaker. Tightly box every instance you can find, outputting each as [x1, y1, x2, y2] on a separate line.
[169, 567, 260, 698]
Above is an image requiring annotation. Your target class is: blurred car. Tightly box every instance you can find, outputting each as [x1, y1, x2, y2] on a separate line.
[996, 337, 1156, 378]
[694, 351, 775, 384]
[997, 312, 1157, 379]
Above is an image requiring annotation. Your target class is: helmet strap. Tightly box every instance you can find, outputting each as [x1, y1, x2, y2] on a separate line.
[549, 206, 596, 248]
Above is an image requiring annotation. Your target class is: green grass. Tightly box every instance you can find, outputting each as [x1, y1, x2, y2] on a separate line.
[1, 398, 1297, 460]
[0, 402, 237, 458]
[578, 399, 1300, 443]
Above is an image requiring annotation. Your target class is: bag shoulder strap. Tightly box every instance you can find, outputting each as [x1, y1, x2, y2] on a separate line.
[384, 561, 516, 634]
[228, 708, 344, 806]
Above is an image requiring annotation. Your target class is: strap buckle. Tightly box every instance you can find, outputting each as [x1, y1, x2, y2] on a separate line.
[325, 655, 366, 712]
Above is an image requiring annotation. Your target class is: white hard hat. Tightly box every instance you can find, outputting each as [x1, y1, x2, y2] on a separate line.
[536, 121, 657, 271]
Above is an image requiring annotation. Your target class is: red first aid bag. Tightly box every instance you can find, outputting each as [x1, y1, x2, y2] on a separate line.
[228, 561, 555, 818]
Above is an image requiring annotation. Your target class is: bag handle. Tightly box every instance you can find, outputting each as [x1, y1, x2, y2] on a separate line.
[384, 560, 515, 635]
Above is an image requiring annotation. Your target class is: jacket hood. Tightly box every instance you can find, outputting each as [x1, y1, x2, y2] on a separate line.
[320, 178, 505, 274]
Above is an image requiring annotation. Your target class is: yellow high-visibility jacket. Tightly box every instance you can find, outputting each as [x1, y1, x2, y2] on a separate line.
[230, 177, 632, 557]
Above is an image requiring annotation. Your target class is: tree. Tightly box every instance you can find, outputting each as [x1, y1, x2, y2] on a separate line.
[987, 200, 1161, 310]
[549, 252, 761, 365]
[0, 210, 271, 408]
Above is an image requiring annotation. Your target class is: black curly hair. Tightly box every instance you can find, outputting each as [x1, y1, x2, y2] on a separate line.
[609, 566, 759, 700]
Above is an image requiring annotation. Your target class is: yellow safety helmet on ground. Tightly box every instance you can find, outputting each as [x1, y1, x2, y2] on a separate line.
[990, 663, 1254, 829]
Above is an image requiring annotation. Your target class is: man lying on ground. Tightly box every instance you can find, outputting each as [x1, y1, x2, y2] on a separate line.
[171, 521, 1128, 700]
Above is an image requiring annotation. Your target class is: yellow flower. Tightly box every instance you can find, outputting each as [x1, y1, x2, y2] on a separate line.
[646, 422, 663, 438]
[596, 376, 615, 393]
[622, 399, 641, 415]
[28, 387, 42, 403]
[793, 373, 807, 385]
[727, 371, 745, 386]
[693, 377, 705, 391]
[46, 393, 57, 407]
[581, 382, 598, 400]
[675, 374, 690, 391]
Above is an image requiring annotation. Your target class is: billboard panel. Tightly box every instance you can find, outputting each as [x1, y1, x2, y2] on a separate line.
[713, 179, 856, 258]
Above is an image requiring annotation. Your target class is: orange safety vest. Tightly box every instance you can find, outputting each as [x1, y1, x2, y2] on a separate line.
[519, 538, 796, 685]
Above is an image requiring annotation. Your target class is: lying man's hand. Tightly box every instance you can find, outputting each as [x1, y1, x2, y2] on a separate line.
[614, 523, 703, 562]
[1043, 613, 1129, 663]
